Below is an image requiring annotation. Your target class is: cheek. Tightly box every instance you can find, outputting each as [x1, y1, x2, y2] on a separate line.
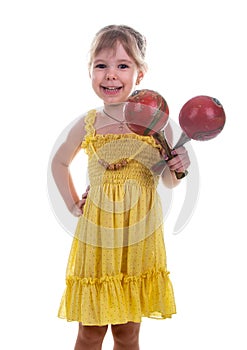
[124, 72, 137, 85]
[90, 69, 98, 81]
[90, 77, 99, 96]
[91, 75, 99, 89]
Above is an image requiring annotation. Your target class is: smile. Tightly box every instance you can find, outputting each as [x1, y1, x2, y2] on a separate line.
[102, 86, 123, 95]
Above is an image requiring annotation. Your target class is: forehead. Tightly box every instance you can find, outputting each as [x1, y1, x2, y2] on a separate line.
[93, 42, 133, 62]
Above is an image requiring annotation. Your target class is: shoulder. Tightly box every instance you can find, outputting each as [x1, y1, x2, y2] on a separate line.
[66, 109, 97, 141]
[64, 115, 86, 146]
[54, 112, 87, 155]
[52, 110, 98, 163]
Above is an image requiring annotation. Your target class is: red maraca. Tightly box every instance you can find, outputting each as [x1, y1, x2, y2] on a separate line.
[125, 89, 169, 135]
[125, 89, 186, 179]
[174, 95, 226, 148]
[125, 90, 226, 179]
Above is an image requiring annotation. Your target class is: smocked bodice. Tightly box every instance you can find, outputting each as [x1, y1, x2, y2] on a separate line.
[81, 110, 162, 188]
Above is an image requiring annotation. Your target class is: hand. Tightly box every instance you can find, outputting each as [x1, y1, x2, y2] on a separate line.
[71, 185, 90, 217]
[165, 146, 190, 173]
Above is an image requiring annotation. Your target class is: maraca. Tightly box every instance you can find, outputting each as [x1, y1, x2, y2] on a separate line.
[125, 90, 226, 179]
[125, 89, 187, 179]
[174, 95, 226, 148]
[125, 89, 169, 135]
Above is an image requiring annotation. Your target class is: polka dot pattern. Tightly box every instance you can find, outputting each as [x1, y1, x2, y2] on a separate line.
[57, 110, 176, 325]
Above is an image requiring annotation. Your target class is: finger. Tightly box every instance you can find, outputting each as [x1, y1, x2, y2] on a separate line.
[80, 198, 87, 206]
[71, 200, 85, 216]
[82, 186, 90, 199]
[167, 155, 185, 167]
[171, 146, 187, 156]
[169, 150, 189, 164]
[173, 160, 190, 173]
[81, 192, 88, 199]
[72, 206, 83, 217]
[171, 159, 190, 172]
[159, 148, 169, 160]
[167, 155, 191, 171]
[77, 199, 87, 208]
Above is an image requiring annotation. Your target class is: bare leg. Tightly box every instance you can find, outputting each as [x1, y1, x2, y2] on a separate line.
[74, 323, 108, 350]
[111, 322, 141, 350]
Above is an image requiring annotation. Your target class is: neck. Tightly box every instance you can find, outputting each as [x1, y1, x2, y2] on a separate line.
[102, 104, 129, 131]
[104, 103, 124, 114]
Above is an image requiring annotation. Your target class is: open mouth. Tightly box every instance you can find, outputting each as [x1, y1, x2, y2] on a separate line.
[102, 86, 123, 95]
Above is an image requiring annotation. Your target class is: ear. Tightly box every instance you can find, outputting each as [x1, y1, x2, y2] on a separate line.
[136, 71, 144, 85]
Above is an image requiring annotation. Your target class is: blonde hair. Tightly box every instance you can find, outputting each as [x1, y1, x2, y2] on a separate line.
[88, 24, 148, 72]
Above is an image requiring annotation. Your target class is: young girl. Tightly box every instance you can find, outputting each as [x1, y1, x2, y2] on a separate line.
[52, 25, 190, 350]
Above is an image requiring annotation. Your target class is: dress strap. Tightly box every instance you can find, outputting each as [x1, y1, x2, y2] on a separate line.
[84, 109, 97, 137]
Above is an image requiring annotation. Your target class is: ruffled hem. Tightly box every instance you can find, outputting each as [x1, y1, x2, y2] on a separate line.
[58, 268, 176, 326]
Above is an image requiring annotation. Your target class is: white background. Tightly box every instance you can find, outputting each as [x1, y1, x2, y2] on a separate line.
[1, 0, 246, 349]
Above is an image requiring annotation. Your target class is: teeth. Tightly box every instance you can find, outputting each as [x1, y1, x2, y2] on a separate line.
[105, 87, 120, 90]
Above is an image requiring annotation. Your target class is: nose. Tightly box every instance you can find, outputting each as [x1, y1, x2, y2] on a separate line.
[106, 74, 116, 80]
[105, 67, 117, 81]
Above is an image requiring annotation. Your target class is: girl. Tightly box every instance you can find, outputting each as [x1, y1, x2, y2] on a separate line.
[52, 25, 190, 350]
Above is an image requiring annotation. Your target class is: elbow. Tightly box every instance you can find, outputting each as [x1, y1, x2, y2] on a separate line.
[51, 155, 68, 179]
[51, 156, 59, 181]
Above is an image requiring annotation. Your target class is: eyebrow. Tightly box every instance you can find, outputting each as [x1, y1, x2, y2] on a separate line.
[93, 59, 133, 65]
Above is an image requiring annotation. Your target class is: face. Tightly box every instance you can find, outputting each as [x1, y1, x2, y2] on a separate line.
[90, 42, 143, 105]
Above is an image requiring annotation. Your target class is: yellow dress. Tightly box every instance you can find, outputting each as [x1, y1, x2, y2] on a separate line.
[58, 110, 176, 325]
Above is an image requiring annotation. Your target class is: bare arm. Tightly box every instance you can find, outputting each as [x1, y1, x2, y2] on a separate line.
[51, 117, 86, 215]
[161, 147, 190, 188]
[160, 123, 190, 188]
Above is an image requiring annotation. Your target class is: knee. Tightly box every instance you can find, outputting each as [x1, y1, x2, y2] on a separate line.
[75, 323, 108, 347]
[111, 322, 140, 346]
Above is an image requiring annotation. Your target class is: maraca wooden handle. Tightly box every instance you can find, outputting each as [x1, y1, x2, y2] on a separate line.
[154, 132, 188, 179]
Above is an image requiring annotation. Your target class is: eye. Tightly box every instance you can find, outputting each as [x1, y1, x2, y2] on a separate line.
[118, 64, 129, 69]
[95, 64, 106, 69]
